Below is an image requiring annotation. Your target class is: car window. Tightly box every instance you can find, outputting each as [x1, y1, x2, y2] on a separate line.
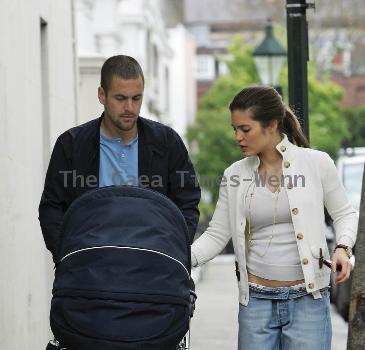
[343, 162, 364, 210]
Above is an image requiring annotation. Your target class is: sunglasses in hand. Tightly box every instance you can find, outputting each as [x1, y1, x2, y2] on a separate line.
[318, 248, 342, 272]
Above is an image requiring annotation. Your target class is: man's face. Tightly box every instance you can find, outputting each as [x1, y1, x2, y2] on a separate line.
[98, 75, 144, 132]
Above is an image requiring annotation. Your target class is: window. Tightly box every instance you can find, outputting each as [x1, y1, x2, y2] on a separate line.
[196, 54, 215, 80]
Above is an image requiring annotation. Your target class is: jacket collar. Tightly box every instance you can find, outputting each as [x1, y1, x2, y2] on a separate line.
[275, 133, 293, 155]
[246, 133, 294, 172]
[95, 113, 166, 156]
[137, 117, 167, 157]
[93, 115, 103, 149]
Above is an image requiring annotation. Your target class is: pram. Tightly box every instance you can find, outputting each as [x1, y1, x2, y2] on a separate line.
[48, 186, 196, 350]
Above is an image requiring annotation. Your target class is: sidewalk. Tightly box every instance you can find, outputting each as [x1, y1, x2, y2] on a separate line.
[190, 255, 348, 350]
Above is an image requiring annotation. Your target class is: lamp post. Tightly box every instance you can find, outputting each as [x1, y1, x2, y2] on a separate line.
[286, 0, 315, 140]
[253, 19, 286, 97]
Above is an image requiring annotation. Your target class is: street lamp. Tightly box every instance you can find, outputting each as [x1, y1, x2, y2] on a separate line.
[253, 19, 286, 90]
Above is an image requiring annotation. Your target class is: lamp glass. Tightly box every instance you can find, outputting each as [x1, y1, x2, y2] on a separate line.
[254, 55, 285, 86]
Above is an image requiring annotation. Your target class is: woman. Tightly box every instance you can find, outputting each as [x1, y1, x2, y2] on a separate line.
[191, 86, 358, 350]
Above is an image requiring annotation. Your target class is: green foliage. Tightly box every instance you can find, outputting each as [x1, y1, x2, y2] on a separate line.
[308, 68, 348, 159]
[341, 105, 365, 147]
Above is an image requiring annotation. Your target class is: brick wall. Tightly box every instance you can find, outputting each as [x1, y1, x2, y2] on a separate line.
[333, 75, 365, 107]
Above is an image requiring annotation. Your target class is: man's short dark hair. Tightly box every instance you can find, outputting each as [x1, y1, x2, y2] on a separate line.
[100, 55, 145, 94]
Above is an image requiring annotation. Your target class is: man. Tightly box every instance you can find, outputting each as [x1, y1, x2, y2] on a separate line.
[39, 55, 201, 262]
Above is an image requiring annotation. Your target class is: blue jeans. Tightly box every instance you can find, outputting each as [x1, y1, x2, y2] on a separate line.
[238, 284, 332, 350]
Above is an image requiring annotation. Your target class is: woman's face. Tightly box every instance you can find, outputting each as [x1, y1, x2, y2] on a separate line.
[231, 109, 277, 156]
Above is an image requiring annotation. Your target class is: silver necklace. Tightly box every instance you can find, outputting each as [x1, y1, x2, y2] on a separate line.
[246, 182, 281, 257]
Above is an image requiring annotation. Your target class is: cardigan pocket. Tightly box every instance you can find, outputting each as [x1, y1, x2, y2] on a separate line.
[310, 245, 321, 259]
[310, 244, 330, 259]
[310, 244, 331, 276]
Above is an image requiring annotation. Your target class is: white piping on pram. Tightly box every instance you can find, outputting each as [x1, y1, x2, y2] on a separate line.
[60, 245, 190, 278]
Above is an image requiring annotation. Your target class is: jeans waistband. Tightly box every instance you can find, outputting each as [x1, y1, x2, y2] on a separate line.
[248, 282, 309, 300]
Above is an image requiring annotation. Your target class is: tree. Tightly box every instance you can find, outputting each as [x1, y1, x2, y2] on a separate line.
[341, 105, 365, 147]
[188, 40, 259, 205]
[307, 70, 349, 159]
[279, 65, 349, 159]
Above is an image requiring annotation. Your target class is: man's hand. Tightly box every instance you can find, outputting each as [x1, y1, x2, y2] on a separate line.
[332, 248, 352, 284]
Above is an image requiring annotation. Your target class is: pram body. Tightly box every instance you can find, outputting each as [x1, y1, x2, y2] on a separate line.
[50, 186, 195, 350]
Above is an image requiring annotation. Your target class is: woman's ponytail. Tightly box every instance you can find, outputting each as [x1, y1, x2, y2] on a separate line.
[282, 106, 310, 148]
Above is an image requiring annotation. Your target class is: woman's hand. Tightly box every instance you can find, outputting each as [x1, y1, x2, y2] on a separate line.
[332, 249, 352, 284]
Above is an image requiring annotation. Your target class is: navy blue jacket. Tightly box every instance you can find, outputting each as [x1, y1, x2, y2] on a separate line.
[39, 115, 201, 261]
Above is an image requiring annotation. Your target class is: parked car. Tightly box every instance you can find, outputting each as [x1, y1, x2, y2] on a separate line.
[328, 147, 365, 320]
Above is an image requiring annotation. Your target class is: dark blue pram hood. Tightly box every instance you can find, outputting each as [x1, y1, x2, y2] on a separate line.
[50, 186, 192, 350]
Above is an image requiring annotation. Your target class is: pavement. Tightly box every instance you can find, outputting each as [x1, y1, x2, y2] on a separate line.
[190, 255, 348, 350]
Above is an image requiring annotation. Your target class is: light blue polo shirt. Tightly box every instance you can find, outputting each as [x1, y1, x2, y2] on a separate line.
[99, 129, 139, 188]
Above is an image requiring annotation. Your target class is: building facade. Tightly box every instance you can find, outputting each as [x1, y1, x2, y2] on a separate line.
[0, 0, 77, 348]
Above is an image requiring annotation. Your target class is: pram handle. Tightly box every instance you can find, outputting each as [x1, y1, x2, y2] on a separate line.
[189, 277, 197, 318]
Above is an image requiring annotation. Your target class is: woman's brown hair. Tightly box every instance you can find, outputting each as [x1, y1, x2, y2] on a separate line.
[229, 85, 310, 148]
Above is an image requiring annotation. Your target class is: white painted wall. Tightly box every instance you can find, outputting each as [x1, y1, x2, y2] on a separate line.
[0, 0, 77, 348]
[168, 25, 197, 140]
[77, 54, 105, 124]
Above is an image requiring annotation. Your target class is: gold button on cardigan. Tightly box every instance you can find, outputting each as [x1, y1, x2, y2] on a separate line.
[292, 208, 299, 215]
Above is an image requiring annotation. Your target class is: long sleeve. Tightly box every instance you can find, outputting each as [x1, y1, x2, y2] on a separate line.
[167, 132, 201, 243]
[191, 171, 232, 266]
[38, 133, 72, 261]
[321, 153, 358, 247]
